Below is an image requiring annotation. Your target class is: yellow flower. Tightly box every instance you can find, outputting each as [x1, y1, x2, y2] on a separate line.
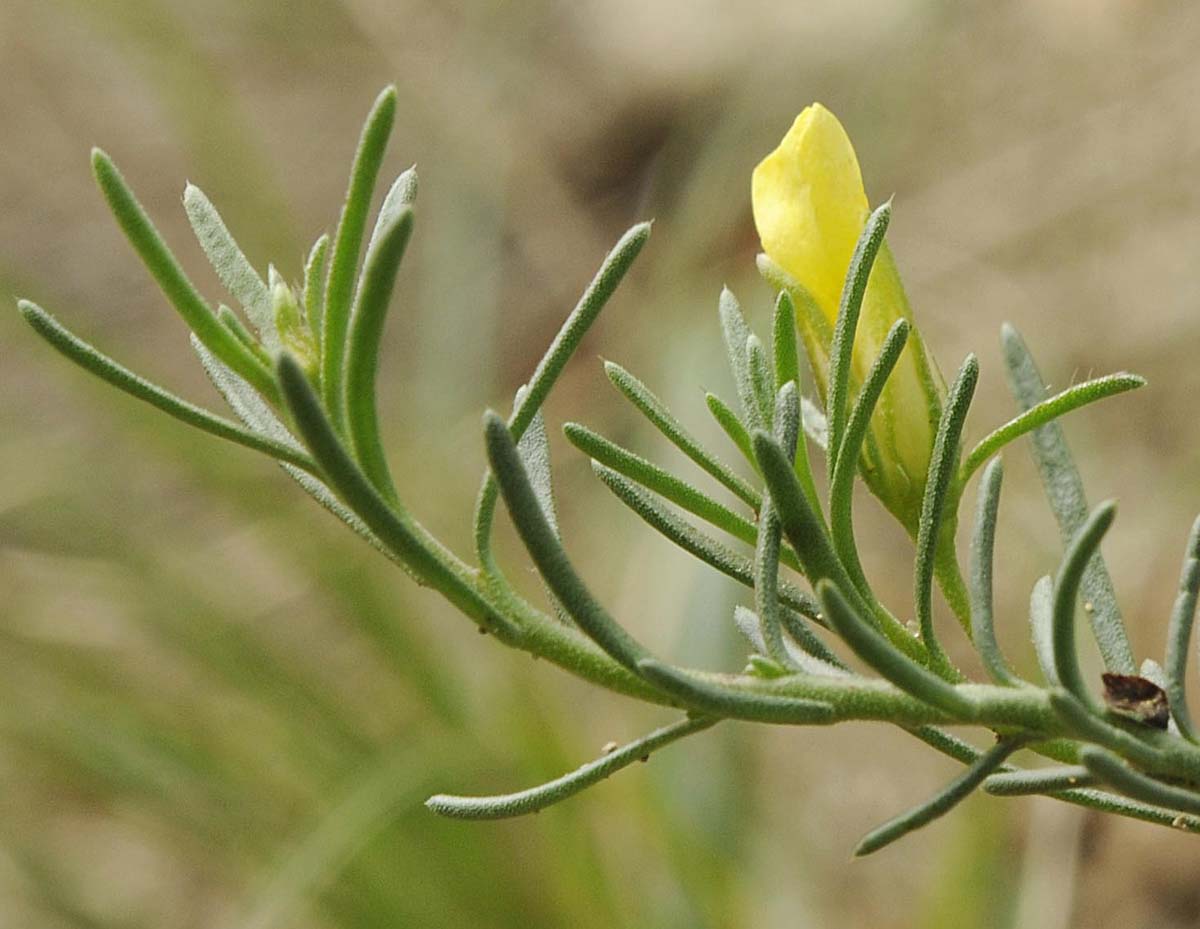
[752, 104, 945, 537]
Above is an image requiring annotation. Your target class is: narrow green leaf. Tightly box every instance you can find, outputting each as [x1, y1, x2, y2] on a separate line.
[1029, 575, 1057, 685]
[565, 423, 802, 572]
[962, 372, 1146, 483]
[182, 182, 275, 349]
[1052, 502, 1117, 710]
[746, 334, 775, 430]
[734, 605, 848, 675]
[19, 300, 314, 471]
[304, 233, 330, 352]
[635, 661, 835, 724]
[1001, 323, 1135, 673]
[705, 392, 757, 469]
[826, 201, 890, 477]
[1047, 691, 1170, 775]
[1051, 787, 1200, 832]
[1080, 746, 1200, 815]
[343, 207, 414, 502]
[772, 290, 800, 392]
[915, 354, 978, 672]
[90, 148, 279, 403]
[779, 610, 848, 670]
[279, 354, 507, 630]
[969, 458, 1021, 686]
[484, 411, 649, 669]
[589, 463, 822, 623]
[911, 715, 1200, 831]
[321, 86, 398, 428]
[473, 222, 652, 561]
[855, 736, 1023, 856]
[984, 766, 1095, 796]
[515, 391, 559, 540]
[1165, 516, 1200, 742]
[425, 715, 716, 820]
[718, 287, 761, 429]
[755, 255, 834, 400]
[755, 383, 799, 663]
[217, 304, 272, 366]
[604, 361, 759, 509]
[828, 319, 909, 597]
[365, 167, 418, 263]
[817, 580, 975, 718]
[757, 431, 924, 661]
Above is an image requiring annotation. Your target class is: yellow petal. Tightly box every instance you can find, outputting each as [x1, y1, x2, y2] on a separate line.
[751, 104, 869, 321]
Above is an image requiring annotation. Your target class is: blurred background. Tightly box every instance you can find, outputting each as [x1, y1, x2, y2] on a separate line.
[3, 1, 1200, 926]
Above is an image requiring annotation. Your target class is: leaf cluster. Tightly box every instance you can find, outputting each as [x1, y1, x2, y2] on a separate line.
[20, 87, 1200, 855]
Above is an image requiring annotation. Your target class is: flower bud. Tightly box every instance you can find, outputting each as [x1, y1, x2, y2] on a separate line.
[752, 104, 945, 536]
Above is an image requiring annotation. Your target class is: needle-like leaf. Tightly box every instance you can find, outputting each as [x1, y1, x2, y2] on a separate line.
[604, 362, 759, 509]
[565, 423, 802, 571]
[343, 207, 414, 502]
[19, 300, 314, 471]
[279, 354, 504, 629]
[817, 581, 975, 718]
[755, 384, 799, 663]
[826, 201, 890, 477]
[473, 222, 652, 561]
[484, 411, 650, 670]
[425, 715, 716, 820]
[1080, 746, 1200, 816]
[855, 736, 1024, 856]
[91, 148, 279, 402]
[969, 458, 1021, 686]
[304, 233, 330, 352]
[1165, 516, 1200, 741]
[1052, 502, 1117, 710]
[962, 372, 1146, 483]
[1002, 324, 1135, 673]
[636, 660, 835, 723]
[589, 463, 823, 623]
[828, 319, 909, 597]
[705, 392, 758, 470]
[183, 182, 276, 350]
[984, 766, 1095, 796]
[914, 354, 978, 670]
[718, 288, 762, 430]
[321, 86, 398, 428]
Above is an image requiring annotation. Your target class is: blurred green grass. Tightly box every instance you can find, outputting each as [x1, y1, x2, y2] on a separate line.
[5, 1, 1200, 927]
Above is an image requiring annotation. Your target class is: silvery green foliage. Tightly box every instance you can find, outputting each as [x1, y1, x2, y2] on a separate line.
[21, 87, 1200, 855]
